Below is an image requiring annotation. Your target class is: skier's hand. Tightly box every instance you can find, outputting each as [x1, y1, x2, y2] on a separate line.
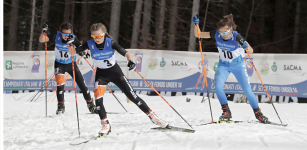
[242, 42, 248, 49]
[42, 23, 48, 33]
[193, 15, 199, 24]
[67, 35, 74, 44]
[127, 60, 136, 71]
[78, 51, 86, 57]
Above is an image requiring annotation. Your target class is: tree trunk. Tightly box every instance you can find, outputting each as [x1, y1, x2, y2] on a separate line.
[155, 0, 166, 50]
[130, 0, 143, 49]
[63, 0, 75, 25]
[140, 0, 152, 49]
[293, 0, 300, 52]
[79, 0, 91, 44]
[29, 0, 36, 51]
[257, 0, 265, 53]
[273, 0, 287, 52]
[37, 0, 51, 51]
[167, 0, 178, 50]
[188, 0, 200, 51]
[109, 0, 122, 42]
[8, 0, 20, 51]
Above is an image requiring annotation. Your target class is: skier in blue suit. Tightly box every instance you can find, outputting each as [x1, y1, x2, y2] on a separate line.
[193, 14, 269, 123]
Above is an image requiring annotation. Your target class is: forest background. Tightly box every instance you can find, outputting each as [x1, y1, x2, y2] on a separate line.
[3, 0, 307, 53]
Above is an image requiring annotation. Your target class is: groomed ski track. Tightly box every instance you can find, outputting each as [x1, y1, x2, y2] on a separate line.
[3, 92, 307, 150]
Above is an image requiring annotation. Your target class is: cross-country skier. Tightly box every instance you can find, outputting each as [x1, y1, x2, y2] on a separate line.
[39, 22, 97, 115]
[193, 14, 269, 123]
[75, 23, 169, 138]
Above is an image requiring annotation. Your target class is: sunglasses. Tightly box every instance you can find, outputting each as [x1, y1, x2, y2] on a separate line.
[91, 33, 105, 39]
[219, 28, 231, 36]
[61, 33, 71, 37]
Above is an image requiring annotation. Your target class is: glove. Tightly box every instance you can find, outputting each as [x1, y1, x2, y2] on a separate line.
[78, 51, 86, 57]
[67, 35, 74, 44]
[42, 23, 48, 32]
[193, 15, 199, 24]
[78, 51, 90, 59]
[242, 42, 248, 49]
[127, 60, 136, 71]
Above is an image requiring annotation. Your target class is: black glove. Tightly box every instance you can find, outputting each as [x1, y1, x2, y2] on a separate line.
[127, 60, 136, 71]
[42, 23, 48, 32]
[78, 51, 90, 59]
[67, 35, 74, 44]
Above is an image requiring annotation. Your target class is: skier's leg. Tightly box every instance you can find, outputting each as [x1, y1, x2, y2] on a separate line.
[69, 62, 96, 113]
[215, 65, 232, 120]
[113, 75, 168, 128]
[54, 63, 66, 115]
[232, 62, 268, 123]
[94, 78, 111, 136]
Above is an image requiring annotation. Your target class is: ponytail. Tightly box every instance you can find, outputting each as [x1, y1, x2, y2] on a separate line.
[218, 14, 237, 30]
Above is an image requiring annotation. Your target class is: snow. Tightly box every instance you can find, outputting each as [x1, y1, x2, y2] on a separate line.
[3, 92, 307, 150]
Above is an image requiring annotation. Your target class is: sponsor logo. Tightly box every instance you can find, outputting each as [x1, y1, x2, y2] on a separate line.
[31, 55, 40, 73]
[47, 57, 54, 70]
[171, 61, 188, 66]
[260, 60, 269, 74]
[284, 65, 302, 71]
[135, 53, 143, 72]
[5, 60, 12, 70]
[214, 62, 219, 71]
[58, 37, 60, 40]
[107, 42, 109, 47]
[6, 60, 28, 70]
[160, 58, 166, 67]
[283, 65, 302, 74]
[148, 56, 158, 70]
[244, 58, 253, 76]
[271, 62, 277, 72]
[171, 60, 190, 70]
[92, 45, 95, 50]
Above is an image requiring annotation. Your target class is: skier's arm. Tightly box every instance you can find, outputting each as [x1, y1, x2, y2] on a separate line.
[39, 23, 50, 43]
[111, 41, 130, 60]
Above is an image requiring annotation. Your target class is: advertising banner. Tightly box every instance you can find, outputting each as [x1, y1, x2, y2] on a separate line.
[3, 50, 307, 98]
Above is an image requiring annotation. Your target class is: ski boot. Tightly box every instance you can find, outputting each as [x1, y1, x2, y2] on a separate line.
[97, 118, 111, 139]
[56, 102, 65, 115]
[86, 99, 98, 114]
[148, 111, 169, 128]
[219, 104, 232, 121]
[254, 108, 269, 123]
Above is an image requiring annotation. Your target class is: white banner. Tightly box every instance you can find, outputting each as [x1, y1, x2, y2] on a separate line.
[3, 50, 307, 97]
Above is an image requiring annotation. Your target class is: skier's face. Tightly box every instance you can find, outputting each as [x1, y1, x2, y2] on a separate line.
[219, 26, 232, 39]
[61, 29, 72, 41]
[91, 30, 105, 44]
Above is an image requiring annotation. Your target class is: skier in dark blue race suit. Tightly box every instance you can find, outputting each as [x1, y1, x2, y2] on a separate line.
[193, 14, 269, 123]
[75, 23, 169, 138]
[39, 22, 97, 115]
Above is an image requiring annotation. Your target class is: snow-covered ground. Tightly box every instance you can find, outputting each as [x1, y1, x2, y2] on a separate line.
[3, 91, 307, 150]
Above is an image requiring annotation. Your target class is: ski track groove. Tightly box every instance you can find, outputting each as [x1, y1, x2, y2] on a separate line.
[3, 93, 307, 150]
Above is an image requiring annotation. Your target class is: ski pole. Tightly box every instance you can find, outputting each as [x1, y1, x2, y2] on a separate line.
[244, 49, 283, 124]
[134, 70, 193, 129]
[83, 58, 128, 112]
[29, 74, 54, 102]
[195, 23, 214, 123]
[70, 45, 81, 138]
[44, 33, 48, 117]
